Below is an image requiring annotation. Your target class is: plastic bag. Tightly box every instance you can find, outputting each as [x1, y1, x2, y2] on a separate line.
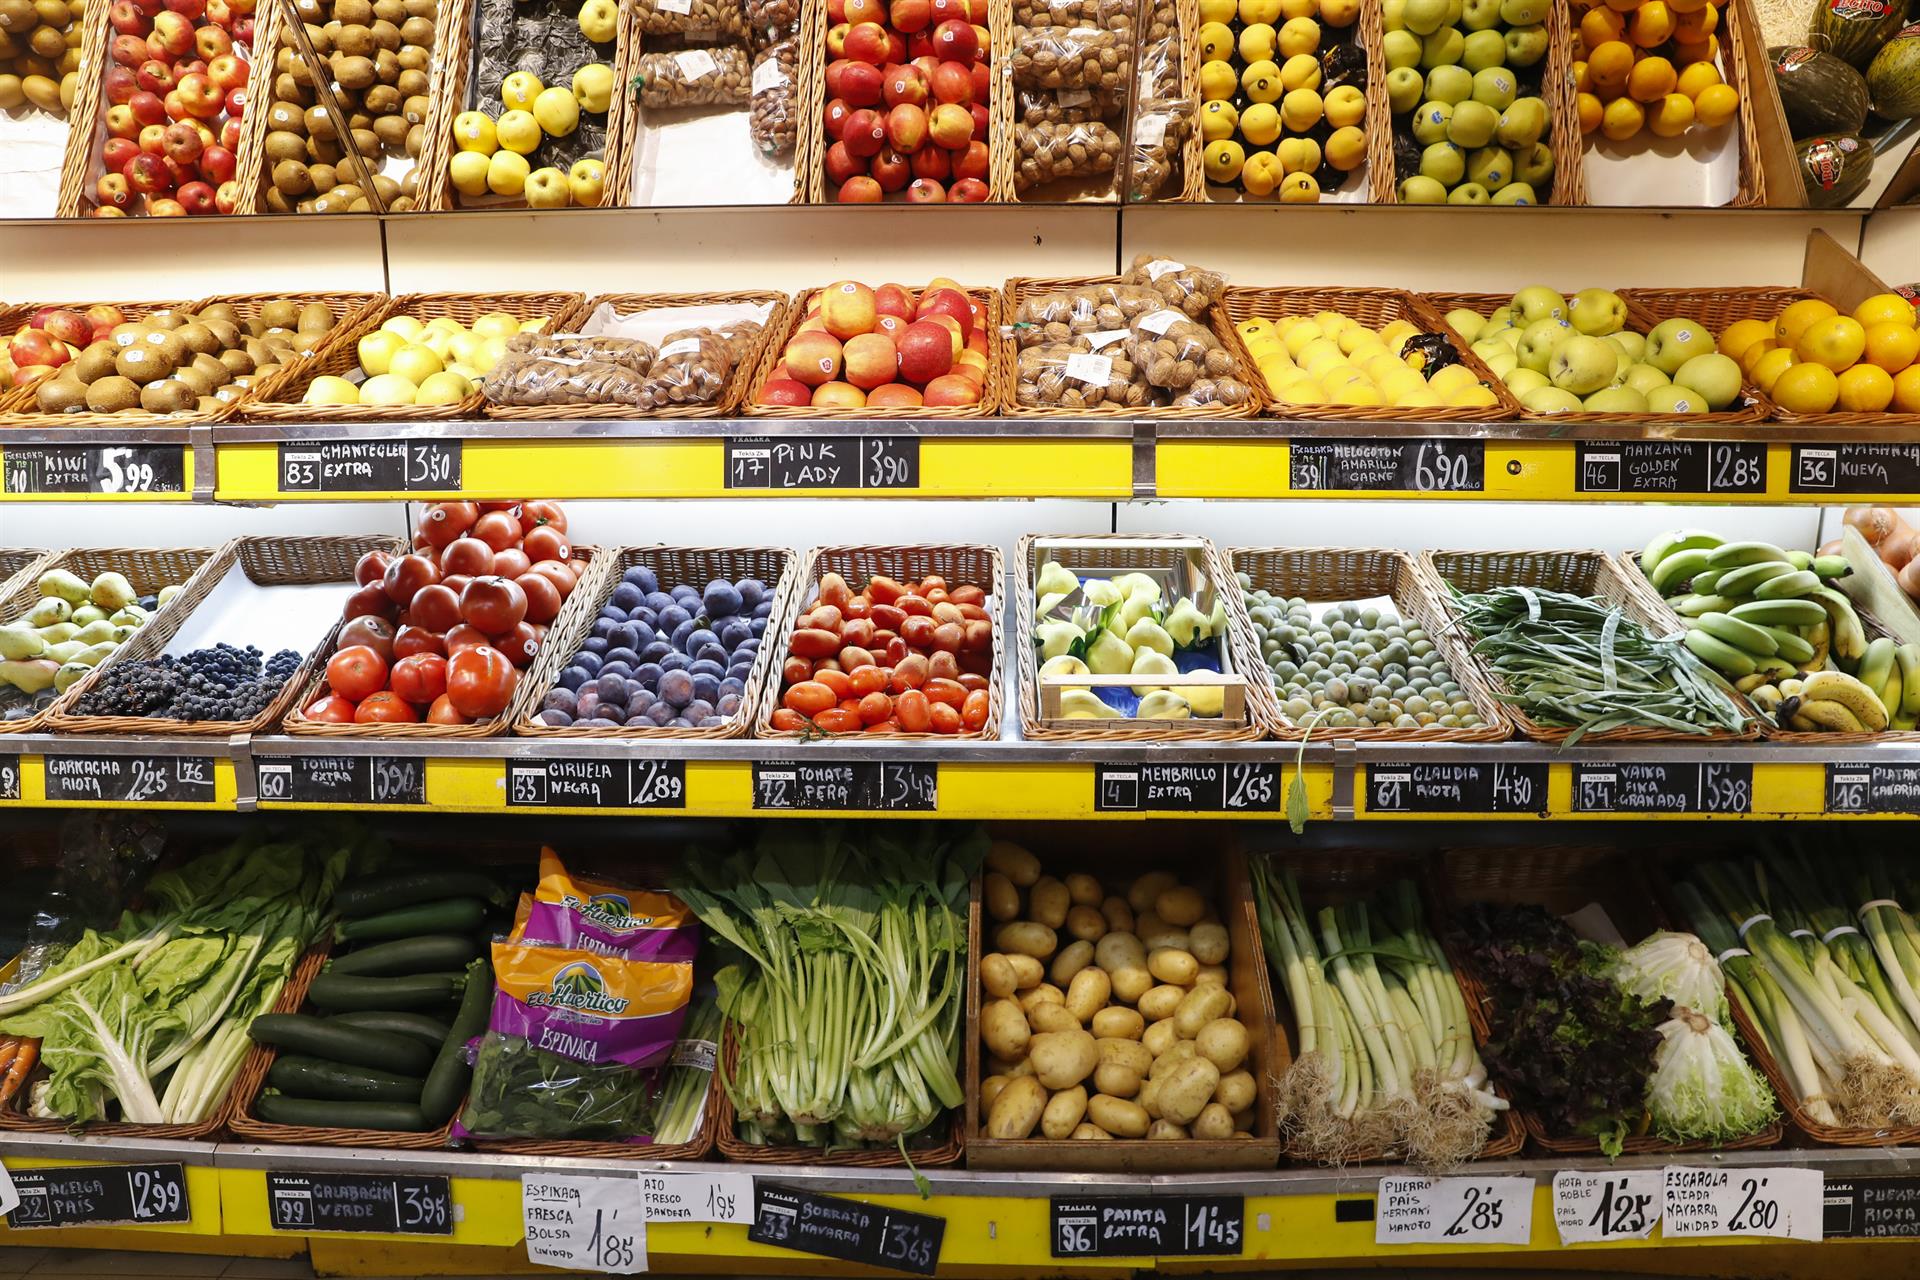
[509, 332, 657, 371]
[635, 0, 745, 39]
[1125, 309, 1242, 390]
[1012, 0, 1132, 28]
[1017, 85, 1121, 124]
[745, 0, 797, 45]
[749, 38, 797, 155]
[632, 323, 760, 410]
[480, 334, 659, 407]
[1016, 339, 1148, 408]
[515, 848, 701, 961]
[1125, 23, 1191, 201]
[1010, 25, 1131, 90]
[634, 46, 750, 108]
[1012, 283, 1160, 346]
[1014, 120, 1123, 192]
[1124, 254, 1227, 315]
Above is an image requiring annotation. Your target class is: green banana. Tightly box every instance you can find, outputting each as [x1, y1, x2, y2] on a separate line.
[1729, 598, 1828, 627]
[1688, 567, 1725, 595]
[1707, 540, 1793, 569]
[1894, 711, 1918, 731]
[1676, 593, 1741, 617]
[1754, 569, 1822, 600]
[1683, 628, 1758, 677]
[1641, 529, 1723, 578]
[1764, 626, 1817, 665]
[1812, 554, 1851, 579]
[1858, 637, 1898, 697]
[1691, 612, 1780, 656]
[1649, 547, 1715, 595]
[1787, 549, 1814, 571]
[1799, 671, 1890, 730]
[1715, 560, 1799, 598]
[1815, 587, 1868, 666]
[1896, 644, 1920, 717]
[1880, 666, 1903, 723]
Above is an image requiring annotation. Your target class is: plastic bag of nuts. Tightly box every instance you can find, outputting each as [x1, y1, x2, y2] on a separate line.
[1012, 0, 1132, 28]
[630, 322, 762, 411]
[506, 332, 657, 371]
[1014, 120, 1122, 193]
[1170, 375, 1255, 410]
[749, 39, 797, 154]
[1010, 25, 1130, 91]
[1125, 94, 1192, 201]
[633, 46, 749, 108]
[1011, 283, 1163, 345]
[635, 0, 745, 39]
[745, 0, 797, 45]
[480, 356, 653, 407]
[1124, 255, 1227, 316]
[1125, 309, 1240, 391]
[1017, 85, 1121, 124]
[1016, 340, 1149, 409]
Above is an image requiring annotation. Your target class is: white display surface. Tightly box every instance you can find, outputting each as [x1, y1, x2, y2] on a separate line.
[158, 559, 348, 658]
[0, 108, 70, 220]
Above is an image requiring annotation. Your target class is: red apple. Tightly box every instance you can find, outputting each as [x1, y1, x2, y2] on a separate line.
[843, 20, 889, 63]
[84, 305, 125, 336]
[827, 0, 845, 19]
[40, 310, 91, 347]
[162, 119, 202, 163]
[906, 177, 945, 202]
[870, 143, 910, 191]
[968, 100, 988, 139]
[929, 18, 976, 62]
[916, 286, 973, 338]
[868, 383, 923, 407]
[103, 66, 138, 105]
[891, 0, 930, 30]
[886, 27, 907, 60]
[923, 372, 980, 406]
[148, 10, 193, 57]
[844, 0, 883, 21]
[148, 196, 188, 216]
[10, 330, 69, 368]
[952, 138, 988, 181]
[910, 144, 949, 180]
[224, 86, 246, 117]
[219, 116, 241, 149]
[214, 179, 239, 213]
[176, 71, 220, 117]
[109, 0, 147, 31]
[883, 63, 926, 108]
[174, 58, 207, 78]
[103, 136, 140, 172]
[823, 96, 852, 140]
[205, 0, 229, 22]
[197, 141, 235, 182]
[875, 283, 915, 318]
[758, 378, 812, 406]
[970, 61, 990, 103]
[95, 173, 136, 208]
[927, 100, 971, 149]
[138, 122, 168, 153]
[193, 23, 229, 58]
[105, 104, 139, 138]
[824, 139, 863, 185]
[930, 59, 971, 104]
[131, 0, 163, 13]
[906, 29, 934, 58]
[112, 32, 149, 65]
[123, 150, 171, 193]
[837, 175, 883, 202]
[134, 57, 173, 93]
[841, 106, 885, 157]
[126, 88, 164, 122]
[176, 179, 216, 213]
[208, 52, 245, 89]
[874, 313, 908, 341]
[165, 0, 206, 17]
[884, 102, 927, 151]
[825, 20, 849, 56]
[928, 0, 967, 20]
[843, 331, 898, 389]
[811, 381, 867, 408]
[824, 58, 850, 98]
[896, 319, 955, 383]
[784, 330, 844, 385]
[230, 14, 251, 42]
[840, 60, 881, 106]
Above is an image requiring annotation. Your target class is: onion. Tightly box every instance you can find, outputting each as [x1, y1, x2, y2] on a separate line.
[1846, 506, 1904, 545]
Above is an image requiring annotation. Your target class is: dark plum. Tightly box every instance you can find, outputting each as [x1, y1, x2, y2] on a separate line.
[717, 693, 742, 716]
[543, 687, 578, 715]
[719, 619, 753, 649]
[576, 651, 603, 675]
[658, 605, 691, 633]
[644, 591, 676, 614]
[691, 673, 721, 703]
[670, 619, 699, 650]
[703, 580, 743, 618]
[624, 566, 659, 592]
[752, 600, 773, 619]
[639, 640, 672, 663]
[591, 617, 617, 639]
[601, 662, 632, 679]
[659, 651, 692, 672]
[628, 687, 655, 714]
[696, 643, 730, 667]
[605, 647, 641, 667]
[540, 709, 573, 726]
[659, 669, 694, 708]
[683, 698, 716, 721]
[559, 666, 589, 691]
[687, 628, 719, 652]
[645, 701, 675, 725]
[610, 583, 646, 611]
[727, 662, 755, 682]
[583, 637, 609, 655]
[720, 676, 746, 697]
[750, 617, 768, 637]
[625, 714, 654, 728]
[738, 578, 767, 608]
[698, 715, 727, 728]
[635, 662, 664, 687]
[688, 658, 726, 678]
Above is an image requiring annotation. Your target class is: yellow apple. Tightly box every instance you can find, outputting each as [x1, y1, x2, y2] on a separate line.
[577, 0, 615, 41]
[418, 329, 454, 358]
[449, 149, 490, 197]
[358, 373, 418, 406]
[389, 343, 444, 384]
[473, 312, 522, 339]
[303, 374, 359, 405]
[452, 110, 496, 154]
[568, 157, 605, 206]
[425, 316, 464, 334]
[532, 86, 579, 137]
[414, 371, 472, 405]
[476, 335, 509, 373]
[487, 148, 530, 196]
[448, 331, 487, 367]
[379, 315, 424, 342]
[501, 71, 543, 112]
[524, 165, 571, 208]
[356, 329, 404, 376]
[572, 62, 613, 112]
[495, 109, 541, 155]
[519, 318, 548, 333]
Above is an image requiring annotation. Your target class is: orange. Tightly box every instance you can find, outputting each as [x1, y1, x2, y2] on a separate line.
[1837, 364, 1895, 412]
[1588, 40, 1635, 93]
[1775, 297, 1838, 347]
[1751, 347, 1796, 393]
[1601, 96, 1645, 139]
[1627, 55, 1677, 102]
[1693, 82, 1738, 126]
[1854, 292, 1919, 328]
[1795, 314, 1867, 371]
[1719, 317, 1772, 359]
[1676, 59, 1722, 97]
[1573, 59, 1591, 91]
[1580, 5, 1626, 45]
[1674, 1, 1717, 35]
[1667, 0, 1707, 12]
[1649, 91, 1695, 135]
[1894, 365, 1920, 413]
[1577, 91, 1604, 132]
[1629, 0, 1674, 44]
[1770, 361, 1840, 414]
[1864, 320, 1920, 373]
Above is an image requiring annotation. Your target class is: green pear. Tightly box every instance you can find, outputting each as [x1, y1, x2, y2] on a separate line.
[1411, 99, 1454, 144]
[1511, 140, 1554, 187]
[1402, 0, 1448, 33]
[1490, 180, 1537, 205]
[1583, 386, 1649, 414]
[0, 658, 58, 693]
[1399, 175, 1449, 202]
[1466, 145, 1511, 190]
[1425, 63, 1472, 103]
[1447, 182, 1491, 204]
[1387, 66, 1425, 110]
[1504, 22, 1547, 65]
[1462, 29, 1507, 71]
[1504, 367, 1550, 397]
[1646, 383, 1708, 414]
[1471, 65, 1516, 107]
[53, 660, 93, 694]
[1520, 384, 1585, 415]
[89, 571, 135, 610]
[0, 626, 46, 660]
[1420, 26, 1465, 68]
[69, 604, 106, 626]
[1126, 616, 1177, 656]
[44, 640, 86, 664]
[1447, 99, 1497, 147]
[36, 622, 78, 644]
[157, 584, 182, 606]
[71, 619, 116, 646]
[26, 596, 70, 628]
[1382, 28, 1422, 67]
[1623, 362, 1670, 395]
[36, 569, 89, 604]
[1420, 140, 1466, 185]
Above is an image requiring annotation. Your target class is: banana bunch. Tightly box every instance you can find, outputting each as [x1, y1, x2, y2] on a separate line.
[1638, 530, 1913, 733]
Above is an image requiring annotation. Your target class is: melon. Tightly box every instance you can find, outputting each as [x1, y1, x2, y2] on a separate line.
[1771, 45, 1872, 134]
[1867, 21, 1920, 117]
[1796, 133, 1874, 206]
[1809, 0, 1910, 66]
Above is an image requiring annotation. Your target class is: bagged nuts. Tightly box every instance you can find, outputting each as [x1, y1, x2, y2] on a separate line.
[1125, 311, 1239, 390]
[1017, 340, 1148, 409]
[482, 335, 658, 407]
[1125, 254, 1227, 316]
[745, 0, 797, 45]
[1012, 283, 1161, 345]
[1017, 85, 1121, 124]
[635, 0, 744, 40]
[1014, 120, 1122, 192]
[1010, 25, 1129, 91]
[507, 332, 657, 371]
[749, 38, 796, 154]
[1012, 0, 1132, 28]
[632, 321, 764, 410]
[634, 46, 748, 108]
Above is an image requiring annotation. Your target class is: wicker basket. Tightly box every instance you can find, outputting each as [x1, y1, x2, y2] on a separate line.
[1435, 843, 1784, 1156]
[1421, 547, 1762, 743]
[1251, 846, 1526, 1166]
[483, 292, 791, 420]
[0, 299, 223, 426]
[1225, 546, 1515, 742]
[0, 544, 222, 735]
[243, 292, 589, 422]
[0, 550, 51, 601]
[196, 293, 389, 405]
[1417, 289, 1771, 426]
[282, 544, 604, 739]
[755, 543, 1007, 741]
[803, 0, 1011, 201]
[741, 284, 1005, 417]
[515, 545, 801, 740]
[1219, 287, 1526, 422]
[996, 276, 1260, 418]
[48, 535, 407, 738]
[1015, 533, 1264, 742]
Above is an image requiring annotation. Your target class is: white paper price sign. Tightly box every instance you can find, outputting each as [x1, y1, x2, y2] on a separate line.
[523, 1173, 647, 1273]
[1376, 1176, 1533, 1246]
[0, 1162, 17, 1218]
[640, 1171, 753, 1224]
[1662, 1166, 1822, 1242]
[1553, 1170, 1662, 1243]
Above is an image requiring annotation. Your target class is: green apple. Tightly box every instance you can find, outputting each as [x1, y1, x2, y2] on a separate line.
[1495, 96, 1545, 148]
[1398, 174, 1449, 203]
[1646, 317, 1716, 373]
[1482, 347, 1518, 377]
[1610, 330, 1647, 361]
[1421, 26, 1465, 68]
[1674, 352, 1743, 409]
[389, 342, 444, 385]
[1623, 362, 1670, 395]
[1490, 181, 1537, 205]
[1450, 308, 1490, 335]
[1474, 315, 1513, 343]
[1447, 99, 1497, 147]
[1504, 22, 1547, 65]
[1505, 367, 1549, 397]
[1471, 65, 1517, 107]
[1447, 182, 1491, 204]
[1568, 287, 1627, 336]
[1499, 0, 1547, 22]
[1511, 140, 1554, 186]
[1471, 336, 1507, 361]
[1462, 29, 1507, 70]
[1444, 0, 1463, 23]
[357, 329, 405, 376]
[1411, 100, 1454, 144]
[1387, 66, 1426, 110]
[1383, 28, 1422, 68]
[1425, 63, 1472, 103]
[1646, 384, 1708, 415]
[1497, 327, 1523, 350]
[1516, 316, 1572, 372]
[1487, 305, 1512, 329]
[1609, 346, 1633, 385]
[1583, 386, 1649, 414]
[1549, 334, 1619, 395]
[1512, 286, 1567, 325]
[415, 371, 473, 406]
[1460, 0, 1502, 28]
[1419, 140, 1466, 185]
[1383, 0, 1406, 26]
[1466, 145, 1510, 190]
[1402, 0, 1447, 33]
[1521, 384, 1585, 415]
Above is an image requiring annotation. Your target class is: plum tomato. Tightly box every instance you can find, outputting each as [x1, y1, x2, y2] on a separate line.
[815, 669, 853, 700]
[857, 691, 892, 725]
[426, 694, 471, 725]
[932, 601, 964, 625]
[445, 623, 491, 653]
[337, 615, 395, 663]
[519, 500, 567, 534]
[868, 574, 906, 604]
[849, 666, 889, 696]
[806, 605, 844, 632]
[962, 620, 992, 652]
[407, 584, 462, 633]
[420, 501, 479, 548]
[897, 594, 932, 616]
[784, 680, 836, 715]
[895, 689, 931, 731]
[343, 582, 395, 622]
[840, 617, 875, 648]
[924, 677, 965, 707]
[491, 547, 532, 580]
[842, 595, 871, 619]
[813, 706, 862, 733]
[392, 624, 447, 660]
[459, 575, 528, 636]
[920, 575, 947, 594]
[838, 645, 874, 670]
[870, 603, 906, 631]
[928, 700, 962, 734]
[900, 615, 935, 649]
[950, 583, 986, 607]
[304, 693, 357, 722]
[353, 549, 392, 586]
[441, 537, 495, 578]
[931, 621, 964, 652]
[354, 691, 417, 723]
[818, 572, 852, 608]
[389, 652, 448, 705]
[962, 687, 989, 730]
[789, 628, 842, 659]
[447, 644, 517, 718]
[522, 525, 570, 565]
[892, 653, 929, 691]
[472, 510, 521, 553]
[327, 645, 388, 702]
[958, 672, 989, 692]
[516, 571, 563, 624]
[382, 552, 441, 606]
[770, 707, 807, 732]
[928, 649, 960, 682]
[782, 655, 813, 685]
[476, 501, 521, 514]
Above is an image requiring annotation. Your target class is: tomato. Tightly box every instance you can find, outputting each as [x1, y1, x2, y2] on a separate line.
[304, 693, 357, 723]
[516, 572, 562, 624]
[476, 500, 521, 515]
[806, 605, 844, 632]
[789, 628, 841, 659]
[460, 575, 528, 636]
[784, 681, 836, 715]
[382, 552, 441, 606]
[522, 525, 570, 565]
[957, 602, 990, 622]
[354, 691, 418, 723]
[529, 560, 577, 598]
[392, 624, 446, 660]
[932, 622, 964, 652]
[843, 595, 871, 619]
[892, 654, 929, 691]
[882, 635, 909, 666]
[426, 694, 471, 725]
[840, 617, 875, 649]
[337, 614, 395, 663]
[353, 549, 392, 586]
[440, 574, 474, 601]
[926, 587, 949, 604]
[782, 656, 813, 686]
[963, 619, 993, 652]
[570, 558, 589, 580]
[491, 547, 531, 580]
[931, 601, 963, 625]
[857, 691, 892, 725]
[472, 511, 521, 552]
[928, 701, 963, 734]
[818, 572, 852, 608]
[897, 594, 932, 616]
[343, 582, 395, 622]
[849, 666, 889, 696]
[769, 707, 807, 732]
[868, 574, 906, 604]
[327, 645, 388, 702]
[407, 584, 462, 633]
[958, 673, 989, 692]
[495, 621, 541, 667]
[838, 645, 874, 670]
[900, 616, 936, 649]
[420, 501, 479, 548]
[959, 647, 994, 676]
[390, 652, 448, 705]
[814, 668, 853, 700]
[920, 575, 947, 594]
[440, 537, 494, 578]
[813, 707, 861, 733]
[445, 623, 491, 653]
[950, 584, 986, 607]
[924, 677, 966, 707]
[895, 689, 932, 732]
[519, 500, 567, 535]
[962, 688, 990, 730]
[870, 603, 906, 631]
[928, 650, 959, 682]
[447, 645, 517, 718]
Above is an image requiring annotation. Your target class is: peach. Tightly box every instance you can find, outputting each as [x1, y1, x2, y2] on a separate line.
[843, 332, 900, 389]
[930, 59, 971, 104]
[785, 330, 845, 386]
[875, 283, 916, 319]
[929, 17, 976, 61]
[868, 383, 924, 407]
[890, 0, 931, 30]
[952, 138, 988, 181]
[906, 177, 945, 202]
[885, 102, 927, 151]
[821, 280, 878, 340]
[884, 64, 927, 108]
[758, 378, 812, 406]
[842, 107, 886, 157]
[811, 380, 868, 408]
[871, 145, 911, 191]
[840, 61, 882, 106]
[897, 319, 955, 383]
[843, 20, 890, 63]
[923, 373, 981, 406]
[927, 101, 972, 149]
[916, 287, 973, 339]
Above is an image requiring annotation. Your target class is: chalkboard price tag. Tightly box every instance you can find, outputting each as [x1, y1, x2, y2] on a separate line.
[266, 1172, 452, 1235]
[506, 758, 687, 809]
[4, 1162, 190, 1229]
[1570, 762, 1752, 814]
[278, 440, 462, 493]
[750, 1182, 943, 1276]
[257, 755, 425, 806]
[1574, 441, 1765, 496]
[1828, 764, 1920, 815]
[1824, 1178, 1920, 1238]
[1290, 439, 1483, 494]
[4, 444, 187, 495]
[725, 436, 920, 490]
[42, 753, 216, 804]
[1366, 762, 1546, 814]
[0, 753, 19, 801]
[1790, 444, 1920, 495]
[752, 761, 935, 811]
[1050, 1195, 1245, 1258]
[1093, 762, 1280, 812]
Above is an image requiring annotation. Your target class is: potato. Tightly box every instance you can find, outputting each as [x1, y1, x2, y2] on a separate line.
[1150, 1040, 1196, 1079]
[1091, 1006, 1145, 1040]
[1138, 984, 1186, 1022]
[1111, 965, 1154, 1004]
[1157, 1057, 1221, 1125]
[1096, 1038, 1151, 1073]
[987, 1076, 1047, 1139]
[1029, 1002, 1080, 1034]
[1030, 1029, 1098, 1089]
[1149, 948, 1199, 987]
[1065, 905, 1107, 943]
[1095, 932, 1145, 973]
[1155, 885, 1206, 927]
[1006, 954, 1045, 990]
[1101, 895, 1135, 935]
[1196, 1018, 1250, 1073]
[1140, 921, 1190, 953]
[1071, 1122, 1112, 1139]
[1188, 921, 1229, 965]
[995, 921, 1056, 959]
[1094, 1061, 1142, 1097]
[986, 840, 1041, 887]
[1041, 1085, 1088, 1138]
[981, 953, 1020, 998]
[1066, 967, 1111, 1022]
[1190, 1102, 1234, 1140]
[985, 872, 1021, 922]
[1173, 985, 1234, 1039]
[1215, 1068, 1256, 1113]
[981, 998, 1031, 1061]
[1065, 872, 1103, 906]
[1087, 1094, 1150, 1138]
[1147, 1119, 1189, 1140]
[1142, 1018, 1179, 1058]
[1049, 940, 1094, 987]
[1030, 876, 1070, 929]
[1231, 1107, 1255, 1133]
[981, 1074, 1010, 1112]
[1138, 1076, 1162, 1118]
[1128, 872, 1178, 914]
[991, 1056, 1035, 1079]
[1019, 983, 1065, 1014]
[1196, 965, 1229, 987]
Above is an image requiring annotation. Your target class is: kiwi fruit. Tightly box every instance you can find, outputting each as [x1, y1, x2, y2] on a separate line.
[202, 319, 242, 350]
[190, 352, 228, 384]
[328, 182, 365, 205]
[400, 168, 419, 197]
[173, 365, 213, 396]
[401, 91, 427, 123]
[373, 114, 407, 150]
[243, 337, 273, 366]
[214, 384, 244, 402]
[300, 17, 328, 49]
[301, 105, 335, 138]
[350, 126, 380, 157]
[264, 187, 294, 213]
[371, 48, 396, 82]
[27, 24, 60, 56]
[404, 122, 423, 157]
[374, 0, 405, 19]
[266, 100, 306, 134]
[294, 0, 321, 20]
[396, 66, 426, 96]
[309, 162, 338, 193]
[148, 310, 185, 330]
[274, 158, 313, 194]
[148, 331, 188, 368]
[396, 14, 430, 44]
[198, 303, 238, 327]
[367, 16, 400, 49]
[85, 375, 140, 412]
[363, 83, 398, 115]
[115, 344, 171, 385]
[335, 0, 372, 20]
[258, 299, 299, 331]
[108, 321, 148, 347]
[292, 331, 326, 354]
[297, 302, 335, 333]
[173, 321, 221, 356]
[272, 72, 307, 104]
[347, 108, 371, 131]
[308, 136, 343, 164]
[36, 372, 86, 414]
[0, 0, 35, 30]
[70, 341, 117, 383]
[333, 53, 374, 88]
[140, 379, 196, 413]
[332, 22, 371, 56]
[389, 194, 414, 213]
[370, 173, 400, 202]
[262, 131, 304, 166]
[218, 348, 255, 377]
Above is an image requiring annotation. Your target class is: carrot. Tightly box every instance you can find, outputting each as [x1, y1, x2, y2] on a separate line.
[0, 1038, 39, 1105]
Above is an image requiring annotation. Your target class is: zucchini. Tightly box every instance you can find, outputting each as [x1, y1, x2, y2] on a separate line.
[268, 1054, 425, 1103]
[337, 897, 488, 944]
[328, 1010, 453, 1046]
[421, 958, 494, 1127]
[328, 934, 479, 978]
[305, 970, 467, 1012]
[248, 1013, 435, 1075]
[255, 1094, 431, 1132]
[335, 871, 509, 919]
